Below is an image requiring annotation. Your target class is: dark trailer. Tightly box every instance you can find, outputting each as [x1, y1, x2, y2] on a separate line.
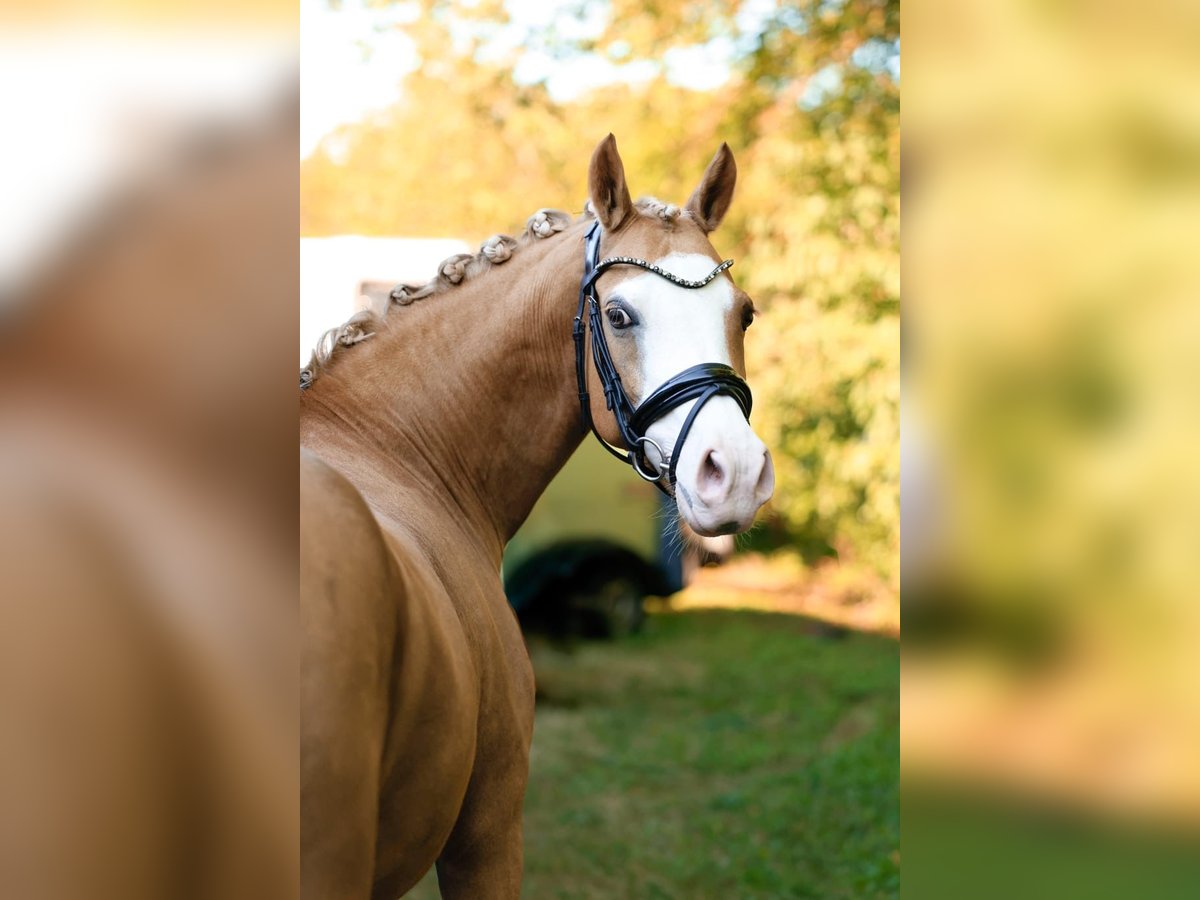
[502, 441, 729, 637]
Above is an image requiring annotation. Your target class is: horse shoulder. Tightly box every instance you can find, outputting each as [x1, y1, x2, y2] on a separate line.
[299, 450, 480, 896]
[300, 449, 402, 734]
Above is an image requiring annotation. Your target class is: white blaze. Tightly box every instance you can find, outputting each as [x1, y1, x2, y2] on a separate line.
[614, 252, 773, 535]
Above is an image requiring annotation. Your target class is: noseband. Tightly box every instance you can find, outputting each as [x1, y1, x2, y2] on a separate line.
[573, 220, 753, 495]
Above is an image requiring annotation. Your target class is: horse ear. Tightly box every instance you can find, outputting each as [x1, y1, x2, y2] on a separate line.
[686, 143, 737, 233]
[588, 134, 634, 231]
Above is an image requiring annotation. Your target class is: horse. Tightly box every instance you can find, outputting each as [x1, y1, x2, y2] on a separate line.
[299, 134, 775, 898]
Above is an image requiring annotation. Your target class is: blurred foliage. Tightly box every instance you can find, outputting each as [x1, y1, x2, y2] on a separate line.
[301, 0, 900, 584]
[903, 0, 1200, 847]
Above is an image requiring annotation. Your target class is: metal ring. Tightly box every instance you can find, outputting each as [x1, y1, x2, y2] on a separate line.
[631, 436, 668, 482]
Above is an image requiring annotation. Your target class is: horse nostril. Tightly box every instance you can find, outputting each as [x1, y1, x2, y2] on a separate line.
[697, 449, 726, 499]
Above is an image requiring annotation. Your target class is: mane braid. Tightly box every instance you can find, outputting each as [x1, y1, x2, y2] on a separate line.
[300, 207, 588, 389]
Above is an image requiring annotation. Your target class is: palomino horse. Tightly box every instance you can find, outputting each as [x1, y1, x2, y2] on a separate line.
[299, 135, 775, 898]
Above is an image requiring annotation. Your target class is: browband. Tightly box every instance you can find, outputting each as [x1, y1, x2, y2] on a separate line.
[583, 256, 734, 294]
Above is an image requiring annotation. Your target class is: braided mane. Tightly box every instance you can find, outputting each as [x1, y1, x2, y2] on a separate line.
[300, 197, 683, 389]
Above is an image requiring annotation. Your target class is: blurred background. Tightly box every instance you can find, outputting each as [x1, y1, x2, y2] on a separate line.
[300, 0, 900, 896]
[903, 0, 1200, 896]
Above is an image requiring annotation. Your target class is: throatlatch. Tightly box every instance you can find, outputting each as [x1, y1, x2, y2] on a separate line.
[573, 219, 753, 495]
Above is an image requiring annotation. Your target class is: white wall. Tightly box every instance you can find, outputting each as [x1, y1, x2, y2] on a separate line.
[299, 236, 469, 364]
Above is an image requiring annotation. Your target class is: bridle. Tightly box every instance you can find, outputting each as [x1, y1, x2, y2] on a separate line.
[573, 219, 753, 496]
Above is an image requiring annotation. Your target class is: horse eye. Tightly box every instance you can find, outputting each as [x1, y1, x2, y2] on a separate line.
[607, 307, 633, 330]
[741, 307, 755, 331]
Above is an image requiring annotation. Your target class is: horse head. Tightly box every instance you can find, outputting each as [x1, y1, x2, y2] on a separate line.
[580, 134, 775, 537]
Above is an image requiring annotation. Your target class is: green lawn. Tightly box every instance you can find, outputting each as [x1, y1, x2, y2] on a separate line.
[412, 609, 898, 898]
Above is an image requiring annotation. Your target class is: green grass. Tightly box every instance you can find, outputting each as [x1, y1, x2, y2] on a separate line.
[411, 610, 898, 898]
[525, 610, 898, 898]
[902, 782, 1200, 900]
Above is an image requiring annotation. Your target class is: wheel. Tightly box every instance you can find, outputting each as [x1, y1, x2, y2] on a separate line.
[574, 573, 646, 639]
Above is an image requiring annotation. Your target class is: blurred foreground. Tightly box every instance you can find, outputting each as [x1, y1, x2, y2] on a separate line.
[0, 10, 298, 899]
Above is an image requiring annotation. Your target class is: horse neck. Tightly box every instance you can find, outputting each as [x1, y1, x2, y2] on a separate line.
[299, 224, 588, 563]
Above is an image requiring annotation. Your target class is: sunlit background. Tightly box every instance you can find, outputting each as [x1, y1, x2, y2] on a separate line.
[300, 1, 899, 896]
[300, 0, 901, 609]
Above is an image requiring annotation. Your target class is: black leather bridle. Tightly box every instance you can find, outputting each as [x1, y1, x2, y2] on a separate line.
[573, 219, 753, 495]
